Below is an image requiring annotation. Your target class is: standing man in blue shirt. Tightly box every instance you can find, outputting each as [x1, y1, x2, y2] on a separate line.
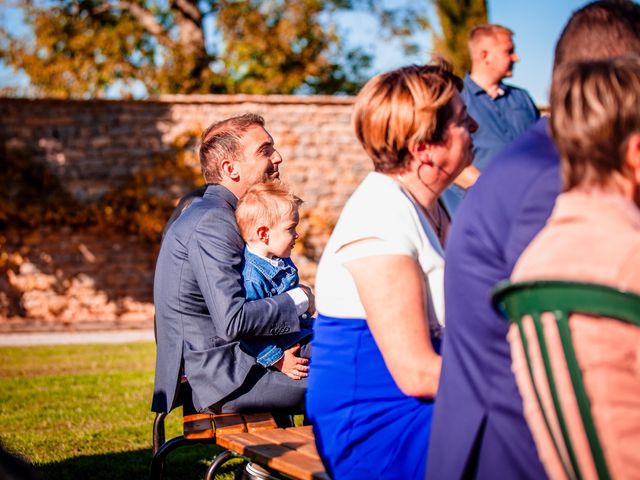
[462, 24, 539, 172]
[444, 24, 538, 212]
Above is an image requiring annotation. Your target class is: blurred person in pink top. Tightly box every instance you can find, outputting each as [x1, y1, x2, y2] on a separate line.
[510, 55, 640, 479]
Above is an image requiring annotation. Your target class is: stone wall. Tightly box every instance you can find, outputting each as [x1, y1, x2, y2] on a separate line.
[0, 95, 372, 332]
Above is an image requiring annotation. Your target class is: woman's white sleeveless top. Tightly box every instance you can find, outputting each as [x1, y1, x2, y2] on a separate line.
[315, 172, 445, 338]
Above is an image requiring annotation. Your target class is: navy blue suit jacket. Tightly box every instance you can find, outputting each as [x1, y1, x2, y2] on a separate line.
[151, 184, 300, 413]
[427, 119, 559, 479]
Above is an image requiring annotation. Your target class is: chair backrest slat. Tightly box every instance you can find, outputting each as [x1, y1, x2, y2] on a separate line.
[516, 312, 577, 478]
[555, 311, 609, 480]
[530, 311, 582, 480]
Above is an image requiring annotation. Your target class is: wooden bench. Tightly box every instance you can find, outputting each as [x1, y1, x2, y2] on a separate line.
[216, 424, 329, 480]
[150, 381, 328, 480]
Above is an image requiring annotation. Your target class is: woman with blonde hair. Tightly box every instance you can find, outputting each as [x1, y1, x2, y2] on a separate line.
[306, 61, 478, 479]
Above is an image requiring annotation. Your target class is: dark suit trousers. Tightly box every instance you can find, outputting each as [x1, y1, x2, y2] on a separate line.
[210, 343, 311, 414]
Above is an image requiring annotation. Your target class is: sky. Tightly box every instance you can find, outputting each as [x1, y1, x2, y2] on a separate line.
[481, 0, 590, 104]
[363, 0, 591, 105]
[0, 0, 593, 104]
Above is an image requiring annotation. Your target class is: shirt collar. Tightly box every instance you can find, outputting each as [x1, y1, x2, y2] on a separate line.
[246, 244, 284, 268]
[464, 74, 508, 98]
[244, 246, 292, 281]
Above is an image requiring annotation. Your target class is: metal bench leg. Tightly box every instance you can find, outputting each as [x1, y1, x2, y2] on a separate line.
[150, 436, 190, 480]
[205, 449, 234, 480]
[153, 413, 168, 453]
[152, 413, 169, 480]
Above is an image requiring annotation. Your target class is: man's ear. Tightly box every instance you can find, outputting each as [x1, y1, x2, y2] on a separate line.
[625, 133, 640, 185]
[221, 159, 240, 180]
[257, 226, 269, 243]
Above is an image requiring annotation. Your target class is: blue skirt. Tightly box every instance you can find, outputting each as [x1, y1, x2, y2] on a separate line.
[307, 314, 438, 479]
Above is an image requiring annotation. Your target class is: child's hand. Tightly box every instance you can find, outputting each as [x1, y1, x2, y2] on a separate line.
[274, 344, 310, 380]
[299, 285, 316, 316]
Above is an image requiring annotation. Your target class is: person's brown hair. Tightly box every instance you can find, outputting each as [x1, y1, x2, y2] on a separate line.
[352, 60, 463, 173]
[553, 0, 640, 70]
[468, 24, 514, 58]
[199, 113, 265, 183]
[551, 55, 640, 190]
[235, 180, 303, 242]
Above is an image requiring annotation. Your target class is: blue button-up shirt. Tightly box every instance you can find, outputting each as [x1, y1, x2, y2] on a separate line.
[461, 74, 539, 172]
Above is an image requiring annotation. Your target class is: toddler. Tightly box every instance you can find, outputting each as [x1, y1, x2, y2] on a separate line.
[235, 180, 313, 376]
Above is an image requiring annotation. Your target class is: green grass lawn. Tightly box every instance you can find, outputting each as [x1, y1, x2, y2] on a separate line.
[0, 342, 242, 479]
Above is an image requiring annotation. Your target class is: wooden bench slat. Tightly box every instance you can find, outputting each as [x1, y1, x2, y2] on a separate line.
[212, 413, 247, 435]
[242, 413, 278, 433]
[216, 431, 329, 480]
[251, 428, 320, 458]
[288, 425, 315, 440]
[183, 413, 215, 440]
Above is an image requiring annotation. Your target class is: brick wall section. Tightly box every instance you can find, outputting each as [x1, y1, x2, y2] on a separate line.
[1, 227, 156, 332]
[0, 95, 372, 332]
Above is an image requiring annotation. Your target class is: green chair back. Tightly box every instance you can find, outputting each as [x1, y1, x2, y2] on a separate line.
[492, 280, 640, 480]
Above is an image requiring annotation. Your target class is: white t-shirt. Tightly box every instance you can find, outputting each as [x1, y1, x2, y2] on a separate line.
[315, 172, 445, 338]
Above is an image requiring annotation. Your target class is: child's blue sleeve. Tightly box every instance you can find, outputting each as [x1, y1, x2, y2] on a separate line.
[244, 278, 269, 302]
[255, 345, 285, 368]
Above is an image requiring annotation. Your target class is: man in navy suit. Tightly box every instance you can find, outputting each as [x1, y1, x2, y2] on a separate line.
[152, 113, 313, 414]
[427, 1, 640, 478]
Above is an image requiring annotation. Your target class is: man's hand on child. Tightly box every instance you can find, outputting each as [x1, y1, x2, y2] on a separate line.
[274, 344, 310, 380]
[299, 284, 316, 316]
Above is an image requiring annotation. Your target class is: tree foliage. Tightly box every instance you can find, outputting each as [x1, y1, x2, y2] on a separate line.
[432, 0, 488, 77]
[0, 0, 431, 98]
